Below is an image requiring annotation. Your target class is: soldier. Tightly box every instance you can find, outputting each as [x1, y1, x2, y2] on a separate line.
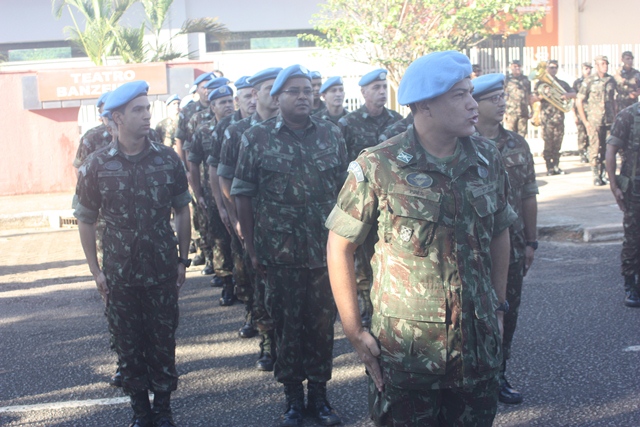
[605, 103, 640, 307]
[378, 113, 414, 142]
[155, 94, 180, 148]
[75, 81, 191, 427]
[573, 62, 593, 163]
[614, 51, 640, 111]
[472, 64, 482, 79]
[232, 65, 347, 427]
[215, 67, 281, 369]
[576, 55, 618, 186]
[175, 72, 213, 166]
[313, 76, 348, 124]
[504, 59, 534, 138]
[474, 73, 539, 404]
[310, 70, 326, 115]
[338, 68, 403, 329]
[326, 51, 515, 426]
[73, 91, 113, 169]
[534, 60, 576, 175]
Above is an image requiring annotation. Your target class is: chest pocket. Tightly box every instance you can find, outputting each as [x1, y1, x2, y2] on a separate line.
[502, 150, 527, 189]
[98, 171, 130, 216]
[468, 182, 498, 251]
[262, 151, 293, 195]
[385, 189, 442, 257]
[146, 165, 175, 208]
[314, 149, 341, 194]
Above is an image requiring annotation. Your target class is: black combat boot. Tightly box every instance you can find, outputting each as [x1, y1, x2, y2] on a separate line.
[192, 251, 205, 266]
[109, 364, 122, 387]
[256, 331, 276, 371]
[151, 391, 176, 427]
[592, 167, 604, 186]
[238, 304, 258, 338]
[201, 260, 214, 275]
[599, 164, 609, 184]
[358, 288, 373, 329]
[553, 158, 564, 175]
[545, 159, 556, 176]
[580, 150, 589, 163]
[624, 275, 640, 307]
[498, 361, 523, 404]
[281, 383, 304, 427]
[129, 391, 153, 427]
[210, 275, 223, 288]
[219, 276, 237, 306]
[307, 381, 342, 426]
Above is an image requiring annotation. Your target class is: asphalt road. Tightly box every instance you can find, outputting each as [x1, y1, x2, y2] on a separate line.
[0, 229, 639, 426]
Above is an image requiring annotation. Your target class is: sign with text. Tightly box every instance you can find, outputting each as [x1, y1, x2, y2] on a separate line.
[37, 63, 168, 102]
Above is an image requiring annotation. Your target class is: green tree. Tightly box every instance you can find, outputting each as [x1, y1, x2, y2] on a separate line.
[304, 0, 546, 86]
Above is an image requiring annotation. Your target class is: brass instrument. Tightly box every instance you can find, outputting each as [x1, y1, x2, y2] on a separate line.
[531, 62, 573, 113]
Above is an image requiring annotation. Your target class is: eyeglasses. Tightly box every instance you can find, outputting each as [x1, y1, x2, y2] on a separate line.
[281, 88, 313, 97]
[477, 93, 508, 104]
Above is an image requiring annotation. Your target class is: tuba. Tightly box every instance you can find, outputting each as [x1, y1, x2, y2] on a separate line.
[531, 62, 573, 113]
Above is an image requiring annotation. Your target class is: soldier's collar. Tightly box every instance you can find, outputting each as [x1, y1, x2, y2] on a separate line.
[274, 113, 314, 134]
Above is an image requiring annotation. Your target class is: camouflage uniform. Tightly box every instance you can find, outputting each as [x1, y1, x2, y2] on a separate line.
[325, 130, 516, 425]
[155, 116, 178, 148]
[614, 66, 640, 111]
[312, 107, 348, 125]
[74, 137, 191, 396]
[73, 123, 112, 168]
[175, 101, 207, 148]
[573, 76, 590, 160]
[535, 77, 572, 170]
[311, 100, 327, 116]
[504, 74, 532, 138]
[339, 105, 403, 326]
[231, 114, 348, 384]
[577, 73, 617, 172]
[379, 113, 414, 142]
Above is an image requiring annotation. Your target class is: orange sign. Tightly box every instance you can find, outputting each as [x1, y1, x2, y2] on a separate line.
[37, 63, 168, 102]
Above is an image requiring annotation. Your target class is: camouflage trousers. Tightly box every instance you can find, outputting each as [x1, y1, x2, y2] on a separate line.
[249, 254, 273, 332]
[587, 124, 610, 168]
[192, 198, 212, 259]
[503, 114, 528, 139]
[368, 375, 499, 427]
[542, 121, 565, 164]
[231, 233, 252, 303]
[621, 190, 640, 278]
[198, 196, 232, 277]
[107, 282, 179, 395]
[503, 259, 525, 360]
[576, 120, 589, 153]
[265, 266, 337, 383]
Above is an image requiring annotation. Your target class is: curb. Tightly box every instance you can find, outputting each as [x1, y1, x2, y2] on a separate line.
[0, 210, 76, 231]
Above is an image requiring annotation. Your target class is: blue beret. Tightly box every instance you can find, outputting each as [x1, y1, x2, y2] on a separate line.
[270, 65, 311, 96]
[208, 85, 234, 102]
[248, 67, 283, 86]
[234, 76, 253, 90]
[204, 77, 231, 90]
[101, 80, 149, 118]
[165, 94, 180, 105]
[320, 76, 344, 94]
[472, 73, 505, 99]
[359, 69, 387, 87]
[194, 72, 213, 85]
[310, 71, 322, 79]
[398, 51, 472, 105]
[96, 91, 110, 108]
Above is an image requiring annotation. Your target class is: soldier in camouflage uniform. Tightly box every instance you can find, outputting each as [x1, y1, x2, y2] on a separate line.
[73, 91, 113, 170]
[605, 102, 640, 307]
[74, 81, 191, 427]
[189, 85, 236, 305]
[534, 60, 576, 175]
[310, 71, 326, 116]
[573, 62, 593, 163]
[378, 113, 414, 142]
[313, 76, 348, 124]
[232, 65, 347, 427]
[504, 59, 533, 138]
[576, 55, 618, 186]
[473, 73, 539, 405]
[326, 51, 516, 426]
[614, 51, 640, 111]
[155, 94, 180, 148]
[338, 68, 403, 329]
[215, 67, 281, 370]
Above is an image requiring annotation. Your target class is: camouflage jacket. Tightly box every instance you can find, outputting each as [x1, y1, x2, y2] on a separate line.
[338, 105, 403, 161]
[379, 113, 414, 142]
[325, 129, 517, 389]
[175, 101, 207, 143]
[311, 100, 327, 116]
[74, 138, 191, 287]
[188, 118, 218, 198]
[475, 125, 538, 262]
[573, 77, 588, 117]
[231, 114, 348, 268]
[534, 77, 573, 125]
[155, 116, 178, 148]
[505, 74, 532, 119]
[577, 73, 617, 126]
[207, 109, 244, 169]
[312, 107, 348, 125]
[614, 67, 640, 110]
[215, 112, 266, 180]
[184, 109, 215, 152]
[73, 124, 112, 168]
[607, 103, 640, 191]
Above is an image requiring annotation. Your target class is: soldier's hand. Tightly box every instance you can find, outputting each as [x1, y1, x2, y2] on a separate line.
[177, 263, 186, 291]
[612, 187, 625, 212]
[218, 208, 232, 235]
[94, 271, 108, 303]
[353, 330, 383, 392]
[523, 246, 535, 277]
[585, 122, 593, 135]
[197, 196, 207, 211]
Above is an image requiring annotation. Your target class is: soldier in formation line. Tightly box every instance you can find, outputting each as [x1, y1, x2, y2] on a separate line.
[573, 62, 594, 163]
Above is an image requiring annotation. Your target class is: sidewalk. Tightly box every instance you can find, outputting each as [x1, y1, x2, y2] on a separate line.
[0, 155, 623, 242]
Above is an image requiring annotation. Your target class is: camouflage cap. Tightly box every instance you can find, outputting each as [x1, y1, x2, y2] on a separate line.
[547, 59, 558, 66]
[582, 62, 593, 68]
[511, 59, 522, 66]
[622, 51, 634, 58]
[594, 55, 609, 63]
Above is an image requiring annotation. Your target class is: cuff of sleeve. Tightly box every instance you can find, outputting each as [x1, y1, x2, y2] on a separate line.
[217, 164, 235, 180]
[230, 178, 257, 197]
[522, 182, 539, 197]
[74, 202, 99, 224]
[324, 205, 372, 246]
[187, 151, 202, 164]
[206, 155, 218, 167]
[172, 190, 192, 210]
[493, 204, 518, 237]
[175, 129, 186, 141]
[607, 135, 625, 148]
[72, 158, 83, 168]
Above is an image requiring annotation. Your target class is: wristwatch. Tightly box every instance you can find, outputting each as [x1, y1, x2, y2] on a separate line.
[496, 300, 510, 314]
[178, 257, 191, 268]
[526, 240, 539, 250]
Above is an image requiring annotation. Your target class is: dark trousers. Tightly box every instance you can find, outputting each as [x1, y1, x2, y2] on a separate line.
[588, 124, 610, 168]
[503, 259, 525, 360]
[621, 191, 640, 277]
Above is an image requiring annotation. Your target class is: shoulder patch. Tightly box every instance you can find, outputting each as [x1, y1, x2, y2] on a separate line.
[477, 151, 489, 166]
[397, 151, 413, 163]
[348, 161, 365, 182]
